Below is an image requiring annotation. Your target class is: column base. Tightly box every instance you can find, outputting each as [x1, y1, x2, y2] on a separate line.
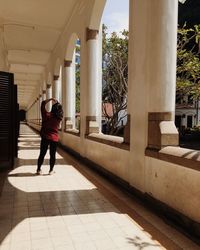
[65, 117, 73, 130]
[124, 114, 131, 144]
[148, 112, 179, 150]
[85, 116, 99, 135]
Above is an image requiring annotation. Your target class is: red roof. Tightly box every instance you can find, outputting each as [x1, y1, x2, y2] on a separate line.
[102, 103, 113, 117]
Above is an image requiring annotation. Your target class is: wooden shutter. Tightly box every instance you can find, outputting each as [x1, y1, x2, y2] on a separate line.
[13, 84, 19, 157]
[0, 71, 14, 169]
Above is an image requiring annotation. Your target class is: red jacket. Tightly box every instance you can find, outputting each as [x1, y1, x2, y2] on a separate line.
[40, 101, 61, 142]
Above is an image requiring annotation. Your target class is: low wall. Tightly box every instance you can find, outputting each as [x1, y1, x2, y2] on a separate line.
[27, 122, 200, 240]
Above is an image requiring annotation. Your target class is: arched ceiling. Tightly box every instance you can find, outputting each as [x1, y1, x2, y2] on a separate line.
[0, 0, 79, 109]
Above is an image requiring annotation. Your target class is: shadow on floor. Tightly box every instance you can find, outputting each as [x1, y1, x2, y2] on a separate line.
[127, 236, 159, 249]
[0, 124, 184, 249]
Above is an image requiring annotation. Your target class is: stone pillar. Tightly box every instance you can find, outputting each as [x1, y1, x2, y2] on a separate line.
[147, 1, 179, 149]
[63, 60, 73, 130]
[42, 90, 46, 101]
[85, 28, 100, 135]
[53, 75, 59, 100]
[63, 60, 74, 129]
[36, 97, 39, 124]
[39, 94, 42, 125]
[128, 0, 179, 190]
[97, 24, 103, 130]
[46, 84, 52, 112]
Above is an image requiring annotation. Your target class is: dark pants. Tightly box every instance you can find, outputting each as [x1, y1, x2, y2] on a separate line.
[37, 137, 57, 172]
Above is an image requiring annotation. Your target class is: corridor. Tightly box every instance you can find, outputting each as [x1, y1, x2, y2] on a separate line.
[0, 124, 198, 250]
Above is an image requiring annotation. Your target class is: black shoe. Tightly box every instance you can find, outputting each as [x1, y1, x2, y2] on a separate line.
[36, 170, 42, 175]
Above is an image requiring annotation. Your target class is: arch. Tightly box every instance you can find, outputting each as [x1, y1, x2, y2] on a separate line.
[89, 0, 106, 30]
[65, 33, 79, 61]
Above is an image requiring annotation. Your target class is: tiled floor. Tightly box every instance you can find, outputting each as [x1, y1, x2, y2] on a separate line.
[0, 124, 199, 250]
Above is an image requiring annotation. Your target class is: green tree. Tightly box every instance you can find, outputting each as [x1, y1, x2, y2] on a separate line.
[101, 23, 200, 135]
[76, 64, 80, 113]
[176, 24, 200, 100]
[102, 24, 128, 135]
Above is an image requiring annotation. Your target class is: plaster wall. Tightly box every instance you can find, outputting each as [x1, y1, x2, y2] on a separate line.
[0, 30, 7, 71]
[145, 156, 200, 222]
[60, 133, 81, 153]
[84, 139, 129, 182]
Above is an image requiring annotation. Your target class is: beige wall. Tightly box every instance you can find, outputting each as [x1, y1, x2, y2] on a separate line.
[145, 157, 200, 222]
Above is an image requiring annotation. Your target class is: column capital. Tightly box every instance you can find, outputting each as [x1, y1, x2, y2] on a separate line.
[39, 94, 42, 98]
[53, 75, 59, 81]
[86, 28, 98, 41]
[42, 90, 46, 94]
[46, 84, 51, 88]
[64, 60, 72, 67]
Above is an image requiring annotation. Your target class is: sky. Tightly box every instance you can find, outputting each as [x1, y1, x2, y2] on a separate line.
[102, 0, 187, 34]
[101, 0, 129, 34]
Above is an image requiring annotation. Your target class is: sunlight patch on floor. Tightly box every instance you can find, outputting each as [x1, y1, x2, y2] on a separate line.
[18, 150, 63, 160]
[8, 165, 97, 192]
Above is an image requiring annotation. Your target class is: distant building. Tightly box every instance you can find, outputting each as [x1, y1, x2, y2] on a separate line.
[175, 94, 200, 129]
[176, 0, 200, 130]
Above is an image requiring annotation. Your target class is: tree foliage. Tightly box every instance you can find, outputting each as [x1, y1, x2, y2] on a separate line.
[101, 21, 200, 135]
[176, 24, 200, 100]
[102, 24, 128, 135]
[76, 64, 80, 113]
[75, 41, 80, 114]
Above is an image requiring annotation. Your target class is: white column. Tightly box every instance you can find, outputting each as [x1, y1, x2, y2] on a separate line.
[46, 84, 52, 112]
[64, 55, 76, 129]
[53, 75, 59, 100]
[63, 53, 76, 129]
[71, 52, 76, 128]
[128, 0, 178, 113]
[39, 94, 42, 125]
[63, 60, 74, 129]
[86, 28, 100, 134]
[128, 0, 179, 190]
[97, 24, 103, 130]
[59, 68, 62, 104]
[46, 84, 52, 99]
[42, 89, 46, 101]
[148, 2, 178, 112]
[36, 98, 39, 124]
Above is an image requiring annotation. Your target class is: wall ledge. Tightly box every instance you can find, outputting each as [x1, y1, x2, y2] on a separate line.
[86, 133, 130, 150]
[64, 129, 80, 137]
[145, 146, 200, 171]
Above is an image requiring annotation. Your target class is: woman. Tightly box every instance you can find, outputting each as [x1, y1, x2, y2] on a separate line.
[37, 98, 63, 175]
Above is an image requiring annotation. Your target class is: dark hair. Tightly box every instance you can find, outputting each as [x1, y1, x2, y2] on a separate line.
[51, 102, 63, 120]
